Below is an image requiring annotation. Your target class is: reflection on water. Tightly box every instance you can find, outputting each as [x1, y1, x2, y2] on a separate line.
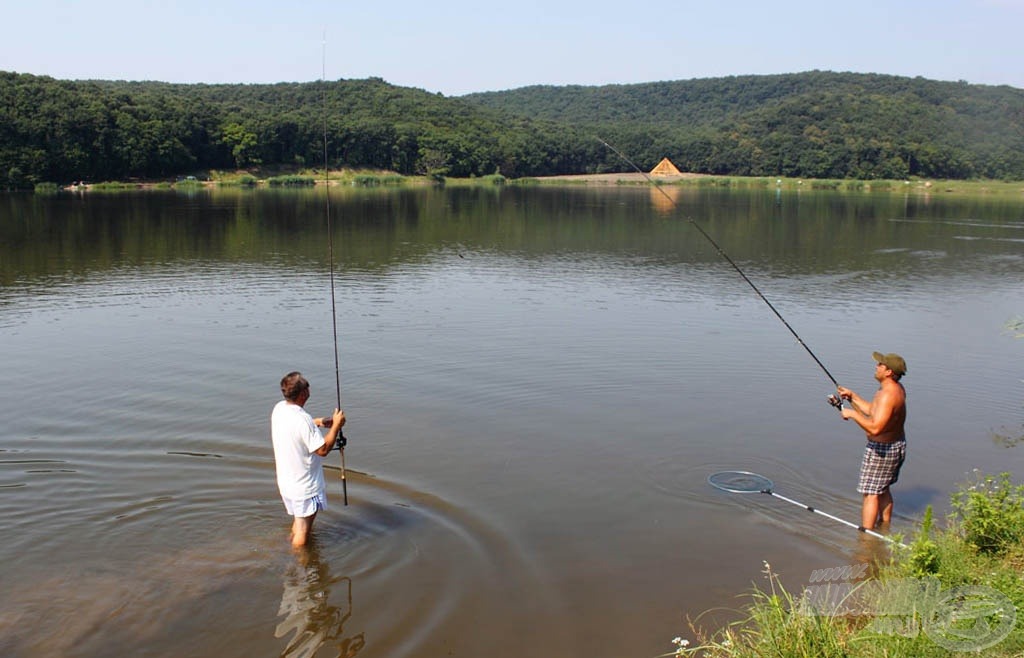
[277, 545, 364, 658]
[649, 184, 686, 215]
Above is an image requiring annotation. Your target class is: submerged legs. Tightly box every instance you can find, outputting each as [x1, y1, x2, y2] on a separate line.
[290, 512, 318, 548]
[861, 488, 893, 530]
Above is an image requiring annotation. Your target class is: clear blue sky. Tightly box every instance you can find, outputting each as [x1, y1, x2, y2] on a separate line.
[2, 0, 1022, 96]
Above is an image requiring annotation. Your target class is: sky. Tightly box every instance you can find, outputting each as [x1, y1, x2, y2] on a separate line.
[2, 0, 1022, 96]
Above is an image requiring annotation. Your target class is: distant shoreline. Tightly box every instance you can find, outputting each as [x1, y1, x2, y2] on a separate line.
[526, 172, 707, 184]
[524, 173, 1024, 196]
[44, 169, 1024, 196]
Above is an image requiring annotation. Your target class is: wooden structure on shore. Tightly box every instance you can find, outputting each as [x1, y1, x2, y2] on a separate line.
[650, 157, 681, 176]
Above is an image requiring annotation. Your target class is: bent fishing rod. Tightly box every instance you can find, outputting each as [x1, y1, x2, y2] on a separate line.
[597, 138, 841, 395]
[324, 35, 348, 504]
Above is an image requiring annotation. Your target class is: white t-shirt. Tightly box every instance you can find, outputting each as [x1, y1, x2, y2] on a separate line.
[270, 400, 327, 501]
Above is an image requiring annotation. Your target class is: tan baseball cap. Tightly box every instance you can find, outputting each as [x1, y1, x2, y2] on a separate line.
[873, 351, 907, 376]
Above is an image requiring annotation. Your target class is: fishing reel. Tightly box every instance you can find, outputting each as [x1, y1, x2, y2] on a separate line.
[319, 417, 348, 449]
[826, 393, 844, 411]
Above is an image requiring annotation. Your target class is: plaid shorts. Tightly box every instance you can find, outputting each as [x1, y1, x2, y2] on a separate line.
[857, 438, 906, 494]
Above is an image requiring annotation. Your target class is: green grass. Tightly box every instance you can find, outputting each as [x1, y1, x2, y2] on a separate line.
[668, 471, 1024, 657]
[266, 175, 316, 187]
[351, 174, 407, 187]
[446, 173, 509, 188]
[215, 173, 258, 187]
[90, 181, 142, 190]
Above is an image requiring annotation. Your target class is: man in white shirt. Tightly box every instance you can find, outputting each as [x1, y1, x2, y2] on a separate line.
[271, 371, 346, 547]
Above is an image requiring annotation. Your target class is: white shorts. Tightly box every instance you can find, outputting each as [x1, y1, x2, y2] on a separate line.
[282, 493, 326, 518]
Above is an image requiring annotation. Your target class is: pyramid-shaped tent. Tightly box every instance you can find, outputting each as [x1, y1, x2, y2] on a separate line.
[650, 157, 681, 176]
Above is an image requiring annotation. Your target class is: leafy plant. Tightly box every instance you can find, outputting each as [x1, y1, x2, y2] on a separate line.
[950, 471, 1024, 555]
[908, 506, 940, 576]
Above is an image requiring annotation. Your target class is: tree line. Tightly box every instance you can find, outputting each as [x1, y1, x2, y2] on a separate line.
[466, 71, 1024, 180]
[2, 70, 1023, 188]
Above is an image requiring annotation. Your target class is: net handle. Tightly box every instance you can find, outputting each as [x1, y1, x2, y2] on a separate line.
[709, 470, 908, 548]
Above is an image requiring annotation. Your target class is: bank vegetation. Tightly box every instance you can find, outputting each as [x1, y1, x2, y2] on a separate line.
[669, 471, 1024, 657]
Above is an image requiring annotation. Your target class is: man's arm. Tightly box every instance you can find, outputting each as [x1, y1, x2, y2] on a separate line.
[314, 408, 346, 456]
[841, 388, 895, 436]
[836, 386, 869, 413]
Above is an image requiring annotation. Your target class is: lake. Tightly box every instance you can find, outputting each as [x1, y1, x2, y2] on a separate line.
[1, 184, 1022, 657]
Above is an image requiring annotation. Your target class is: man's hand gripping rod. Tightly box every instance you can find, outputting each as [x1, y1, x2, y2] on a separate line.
[826, 393, 850, 418]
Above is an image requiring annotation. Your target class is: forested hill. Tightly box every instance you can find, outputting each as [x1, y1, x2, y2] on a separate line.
[3, 70, 1023, 188]
[463, 71, 1021, 126]
[1, 72, 592, 187]
[462, 71, 1024, 180]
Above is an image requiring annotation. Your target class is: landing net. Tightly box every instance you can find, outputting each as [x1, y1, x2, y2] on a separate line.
[707, 471, 774, 494]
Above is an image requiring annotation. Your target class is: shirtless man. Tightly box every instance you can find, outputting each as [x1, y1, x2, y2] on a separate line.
[837, 352, 907, 531]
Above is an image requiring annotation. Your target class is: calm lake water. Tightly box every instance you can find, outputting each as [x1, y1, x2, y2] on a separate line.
[1, 184, 1022, 657]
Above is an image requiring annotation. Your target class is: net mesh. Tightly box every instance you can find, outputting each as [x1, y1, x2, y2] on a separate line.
[707, 471, 774, 494]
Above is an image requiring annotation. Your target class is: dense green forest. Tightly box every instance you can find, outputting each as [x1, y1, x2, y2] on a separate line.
[465, 71, 1024, 181]
[0, 72, 596, 187]
[2, 70, 1023, 188]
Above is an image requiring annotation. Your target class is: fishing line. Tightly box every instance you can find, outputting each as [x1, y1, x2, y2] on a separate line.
[597, 138, 840, 389]
[323, 33, 348, 505]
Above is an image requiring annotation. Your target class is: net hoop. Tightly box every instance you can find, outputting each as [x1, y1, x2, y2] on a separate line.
[708, 470, 774, 494]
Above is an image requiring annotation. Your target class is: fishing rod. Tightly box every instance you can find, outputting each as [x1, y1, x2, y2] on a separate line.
[323, 34, 348, 505]
[597, 138, 841, 392]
